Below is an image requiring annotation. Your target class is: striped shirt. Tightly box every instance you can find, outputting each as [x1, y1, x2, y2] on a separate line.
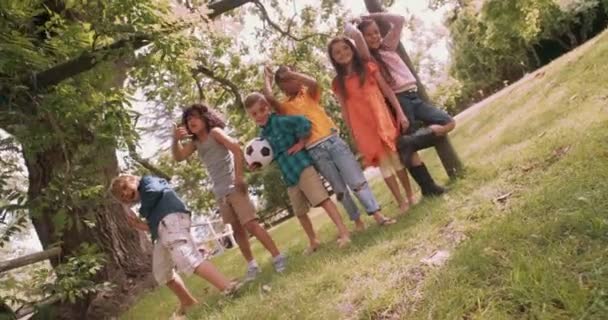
[261, 113, 313, 186]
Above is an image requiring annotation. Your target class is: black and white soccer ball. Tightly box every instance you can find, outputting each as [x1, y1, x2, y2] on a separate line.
[244, 138, 274, 168]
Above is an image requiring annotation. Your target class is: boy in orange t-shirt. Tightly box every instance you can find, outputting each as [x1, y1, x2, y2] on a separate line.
[263, 65, 396, 231]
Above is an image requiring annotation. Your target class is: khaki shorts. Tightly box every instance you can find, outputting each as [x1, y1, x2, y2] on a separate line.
[288, 166, 329, 216]
[218, 191, 258, 226]
[379, 150, 404, 178]
[152, 213, 204, 285]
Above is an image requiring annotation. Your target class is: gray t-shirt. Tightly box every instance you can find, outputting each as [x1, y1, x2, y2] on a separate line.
[195, 135, 235, 199]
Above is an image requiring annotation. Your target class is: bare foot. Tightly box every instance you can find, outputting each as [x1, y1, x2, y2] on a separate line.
[304, 239, 321, 255]
[177, 300, 197, 316]
[337, 237, 351, 248]
[408, 196, 419, 206]
[354, 219, 366, 232]
[399, 201, 410, 214]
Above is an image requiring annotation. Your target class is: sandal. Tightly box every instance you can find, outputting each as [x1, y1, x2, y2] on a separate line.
[378, 217, 397, 226]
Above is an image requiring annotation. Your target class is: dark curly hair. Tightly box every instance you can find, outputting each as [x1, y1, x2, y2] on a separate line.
[181, 103, 226, 139]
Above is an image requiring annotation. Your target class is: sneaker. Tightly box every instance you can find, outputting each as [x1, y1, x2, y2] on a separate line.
[272, 254, 287, 273]
[244, 264, 260, 282]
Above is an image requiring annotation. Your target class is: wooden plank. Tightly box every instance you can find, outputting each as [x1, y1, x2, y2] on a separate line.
[0, 247, 61, 274]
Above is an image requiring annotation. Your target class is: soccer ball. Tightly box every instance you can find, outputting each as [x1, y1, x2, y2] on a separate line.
[244, 138, 274, 168]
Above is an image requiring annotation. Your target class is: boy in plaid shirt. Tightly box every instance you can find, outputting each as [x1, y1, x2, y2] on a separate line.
[244, 92, 351, 252]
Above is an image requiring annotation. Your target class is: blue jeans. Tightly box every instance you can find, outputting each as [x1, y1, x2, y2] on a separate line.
[308, 135, 380, 221]
[396, 91, 453, 134]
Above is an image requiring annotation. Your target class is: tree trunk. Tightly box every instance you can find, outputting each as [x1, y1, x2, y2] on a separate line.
[364, 0, 464, 179]
[24, 142, 152, 319]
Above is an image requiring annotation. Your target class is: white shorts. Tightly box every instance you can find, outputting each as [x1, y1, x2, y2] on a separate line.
[152, 213, 204, 285]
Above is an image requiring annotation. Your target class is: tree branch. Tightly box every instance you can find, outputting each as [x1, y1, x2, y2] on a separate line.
[126, 142, 172, 181]
[192, 65, 243, 109]
[253, 0, 328, 42]
[1, 0, 254, 98]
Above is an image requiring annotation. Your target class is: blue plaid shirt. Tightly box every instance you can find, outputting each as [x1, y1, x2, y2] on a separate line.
[261, 113, 313, 186]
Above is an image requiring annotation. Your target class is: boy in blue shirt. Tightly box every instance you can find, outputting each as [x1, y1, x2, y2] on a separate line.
[110, 174, 238, 315]
[244, 92, 351, 253]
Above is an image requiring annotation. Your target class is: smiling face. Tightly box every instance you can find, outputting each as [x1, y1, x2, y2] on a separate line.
[330, 40, 354, 66]
[245, 98, 271, 126]
[360, 20, 382, 50]
[111, 176, 140, 205]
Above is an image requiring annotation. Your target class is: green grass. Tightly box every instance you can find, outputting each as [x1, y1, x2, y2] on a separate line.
[122, 30, 608, 319]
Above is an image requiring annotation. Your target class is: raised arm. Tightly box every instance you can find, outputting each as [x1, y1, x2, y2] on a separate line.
[344, 22, 372, 61]
[282, 69, 320, 100]
[171, 124, 196, 162]
[209, 128, 247, 192]
[263, 65, 285, 113]
[365, 12, 405, 51]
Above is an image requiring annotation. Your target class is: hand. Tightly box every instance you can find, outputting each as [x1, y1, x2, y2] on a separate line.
[264, 65, 274, 83]
[276, 65, 290, 80]
[247, 163, 262, 171]
[125, 212, 140, 228]
[287, 139, 306, 155]
[428, 124, 445, 136]
[173, 123, 189, 140]
[397, 114, 410, 134]
[235, 176, 248, 193]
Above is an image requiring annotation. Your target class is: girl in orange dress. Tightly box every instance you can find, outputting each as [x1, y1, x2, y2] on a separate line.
[328, 36, 415, 212]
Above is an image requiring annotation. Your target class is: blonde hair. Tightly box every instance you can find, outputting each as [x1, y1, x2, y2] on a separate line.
[243, 92, 267, 109]
[108, 174, 139, 202]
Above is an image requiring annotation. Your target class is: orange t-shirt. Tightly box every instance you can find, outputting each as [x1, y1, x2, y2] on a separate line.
[332, 62, 398, 167]
[280, 86, 336, 147]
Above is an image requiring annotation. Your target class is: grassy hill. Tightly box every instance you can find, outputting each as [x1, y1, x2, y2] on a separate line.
[122, 30, 608, 320]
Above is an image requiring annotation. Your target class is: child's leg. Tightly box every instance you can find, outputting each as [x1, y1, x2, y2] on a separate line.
[389, 152, 416, 204]
[231, 220, 255, 262]
[308, 141, 363, 225]
[318, 199, 351, 243]
[159, 213, 232, 292]
[296, 214, 320, 248]
[244, 220, 281, 256]
[153, 242, 198, 312]
[288, 185, 320, 250]
[379, 156, 408, 211]
[408, 91, 456, 135]
[298, 167, 350, 244]
[219, 198, 254, 263]
[166, 274, 198, 310]
[192, 260, 231, 291]
[227, 192, 281, 257]
[326, 136, 395, 225]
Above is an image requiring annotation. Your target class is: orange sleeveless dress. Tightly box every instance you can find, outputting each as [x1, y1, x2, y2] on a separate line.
[332, 62, 398, 168]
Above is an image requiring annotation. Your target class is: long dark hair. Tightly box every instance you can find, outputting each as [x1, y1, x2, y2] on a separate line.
[327, 36, 367, 100]
[357, 19, 395, 85]
[181, 103, 226, 138]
